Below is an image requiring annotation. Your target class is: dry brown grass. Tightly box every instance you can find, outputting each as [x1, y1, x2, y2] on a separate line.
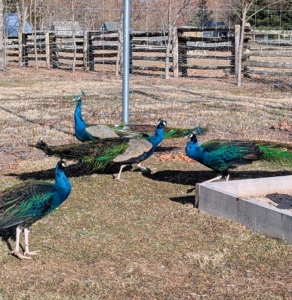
[0, 66, 292, 299]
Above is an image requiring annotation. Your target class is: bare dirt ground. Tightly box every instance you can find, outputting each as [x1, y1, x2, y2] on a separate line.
[0, 65, 292, 299]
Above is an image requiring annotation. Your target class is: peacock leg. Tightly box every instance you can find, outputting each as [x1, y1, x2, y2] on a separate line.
[226, 174, 230, 181]
[24, 227, 40, 257]
[114, 164, 127, 181]
[203, 174, 222, 183]
[12, 226, 31, 260]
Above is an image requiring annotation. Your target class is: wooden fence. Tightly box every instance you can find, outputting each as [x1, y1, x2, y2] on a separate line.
[6, 27, 292, 78]
[243, 30, 292, 77]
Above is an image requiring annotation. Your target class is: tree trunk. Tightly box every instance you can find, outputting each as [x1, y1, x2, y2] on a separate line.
[33, 0, 39, 70]
[165, 35, 171, 79]
[116, 15, 123, 77]
[17, 3, 28, 67]
[236, 6, 247, 87]
[0, 0, 6, 70]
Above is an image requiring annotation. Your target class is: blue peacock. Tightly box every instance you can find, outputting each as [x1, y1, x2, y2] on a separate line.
[36, 119, 167, 180]
[73, 93, 206, 141]
[186, 131, 292, 183]
[0, 160, 72, 259]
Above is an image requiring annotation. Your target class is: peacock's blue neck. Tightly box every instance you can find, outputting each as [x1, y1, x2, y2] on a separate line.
[74, 100, 94, 142]
[52, 164, 72, 210]
[185, 135, 202, 161]
[142, 124, 165, 160]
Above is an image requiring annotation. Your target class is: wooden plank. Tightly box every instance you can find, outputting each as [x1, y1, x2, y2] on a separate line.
[179, 36, 234, 42]
[132, 65, 172, 72]
[188, 55, 233, 60]
[132, 47, 166, 52]
[247, 51, 292, 57]
[57, 55, 83, 60]
[94, 60, 116, 65]
[131, 31, 168, 37]
[245, 69, 292, 76]
[55, 62, 84, 67]
[253, 40, 292, 46]
[245, 60, 292, 69]
[180, 64, 229, 70]
[133, 56, 172, 62]
[94, 53, 117, 58]
[249, 29, 292, 35]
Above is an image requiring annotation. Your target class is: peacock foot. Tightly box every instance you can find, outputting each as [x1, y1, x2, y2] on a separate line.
[113, 174, 125, 182]
[12, 250, 33, 260]
[24, 250, 41, 256]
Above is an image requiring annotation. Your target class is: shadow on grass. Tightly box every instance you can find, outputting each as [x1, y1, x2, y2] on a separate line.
[169, 195, 195, 205]
[146, 169, 292, 187]
[5, 162, 130, 181]
[0, 226, 20, 256]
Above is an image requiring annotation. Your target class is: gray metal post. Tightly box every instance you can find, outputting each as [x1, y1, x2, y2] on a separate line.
[122, 0, 130, 124]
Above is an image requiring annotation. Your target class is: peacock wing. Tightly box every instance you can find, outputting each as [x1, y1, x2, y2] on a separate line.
[113, 138, 152, 163]
[0, 181, 56, 229]
[85, 124, 119, 139]
[200, 139, 228, 153]
[202, 140, 261, 170]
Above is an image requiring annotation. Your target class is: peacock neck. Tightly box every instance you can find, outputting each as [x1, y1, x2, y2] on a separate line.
[143, 124, 165, 160]
[148, 125, 164, 147]
[74, 102, 86, 130]
[53, 165, 72, 209]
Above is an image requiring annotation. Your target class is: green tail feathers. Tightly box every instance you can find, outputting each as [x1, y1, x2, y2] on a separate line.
[35, 138, 130, 171]
[258, 143, 292, 166]
[83, 144, 129, 171]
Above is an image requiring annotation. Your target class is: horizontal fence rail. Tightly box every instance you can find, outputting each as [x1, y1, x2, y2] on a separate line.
[5, 27, 292, 79]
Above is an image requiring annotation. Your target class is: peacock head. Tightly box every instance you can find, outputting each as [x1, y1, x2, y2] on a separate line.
[158, 119, 167, 127]
[57, 160, 67, 169]
[187, 132, 198, 142]
[74, 95, 82, 106]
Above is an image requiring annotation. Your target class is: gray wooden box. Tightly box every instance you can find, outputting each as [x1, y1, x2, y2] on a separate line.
[195, 176, 292, 243]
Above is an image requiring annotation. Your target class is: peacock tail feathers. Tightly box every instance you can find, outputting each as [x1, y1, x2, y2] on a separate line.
[257, 142, 292, 167]
[83, 143, 129, 171]
[35, 138, 131, 171]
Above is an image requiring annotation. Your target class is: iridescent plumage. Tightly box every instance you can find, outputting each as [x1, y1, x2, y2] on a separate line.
[37, 120, 167, 180]
[0, 160, 71, 259]
[186, 132, 292, 182]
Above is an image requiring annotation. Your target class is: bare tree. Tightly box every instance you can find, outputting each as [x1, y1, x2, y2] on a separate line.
[151, 0, 196, 79]
[17, 0, 29, 67]
[0, 0, 6, 70]
[231, 0, 284, 86]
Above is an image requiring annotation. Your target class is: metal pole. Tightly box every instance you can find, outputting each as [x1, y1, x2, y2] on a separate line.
[122, 0, 130, 124]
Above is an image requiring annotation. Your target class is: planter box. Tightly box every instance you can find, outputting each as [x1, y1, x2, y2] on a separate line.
[195, 176, 292, 243]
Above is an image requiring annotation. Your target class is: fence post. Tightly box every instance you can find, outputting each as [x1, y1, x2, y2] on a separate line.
[50, 33, 59, 68]
[234, 25, 240, 76]
[179, 40, 188, 77]
[129, 34, 133, 74]
[45, 32, 50, 69]
[83, 30, 88, 71]
[22, 33, 28, 67]
[172, 27, 179, 78]
[88, 32, 94, 71]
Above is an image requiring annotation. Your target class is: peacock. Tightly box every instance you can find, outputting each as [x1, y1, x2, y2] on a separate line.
[36, 119, 167, 180]
[0, 160, 72, 259]
[185, 131, 292, 183]
[73, 93, 207, 141]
